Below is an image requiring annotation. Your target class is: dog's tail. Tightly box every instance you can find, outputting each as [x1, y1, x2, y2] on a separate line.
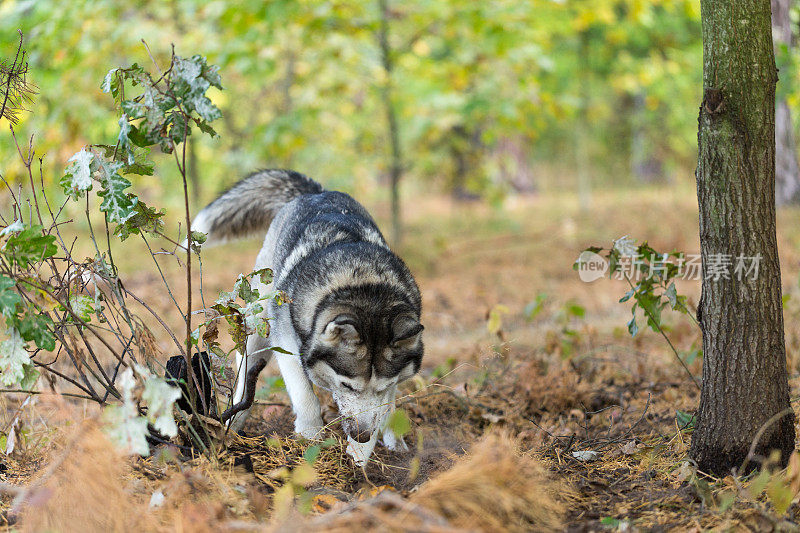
[190, 169, 323, 247]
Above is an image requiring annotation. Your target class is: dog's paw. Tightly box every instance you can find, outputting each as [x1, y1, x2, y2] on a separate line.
[295, 417, 324, 439]
[381, 429, 409, 451]
[347, 434, 377, 467]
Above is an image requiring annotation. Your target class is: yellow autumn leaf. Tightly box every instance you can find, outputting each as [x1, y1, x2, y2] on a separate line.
[292, 463, 317, 487]
[487, 304, 510, 335]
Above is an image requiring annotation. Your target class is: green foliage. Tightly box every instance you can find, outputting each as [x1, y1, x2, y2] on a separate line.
[106, 54, 222, 152]
[207, 269, 280, 358]
[67, 295, 95, 323]
[0, 47, 234, 460]
[600, 517, 631, 530]
[95, 159, 136, 223]
[579, 236, 693, 337]
[548, 299, 587, 359]
[675, 410, 695, 430]
[302, 437, 337, 464]
[60, 148, 94, 199]
[15, 311, 56, 351]
[681, 346, 701, 366]
[115, 202, 166, 241]
[386, 408, 412, 438]
[431, 357, 457, 379]
[0, 276, 21, 315]
[0, 329, 34, 388]
[523, 293, 547, 321]
[59, 50, 223, 242]
[0, 222, 58, 358]
[578, 236, 700, 388]
[2, 0, 707, 201]
[2, 224, 57, 269]
[724, 452, 800, 519]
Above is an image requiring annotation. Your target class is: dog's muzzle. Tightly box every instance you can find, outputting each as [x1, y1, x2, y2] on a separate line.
[343, 419, 374, 443]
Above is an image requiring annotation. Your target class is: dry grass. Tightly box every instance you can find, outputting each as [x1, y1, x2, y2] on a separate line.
[217, 433, 356, 491]
[5, 188, 800, 530]
[284, 432, 570, 532]
[493, 358, 594, 418]
[18, 418, 154, 533]
[412, 432, 570, 532]
[281, 491, 458, 532]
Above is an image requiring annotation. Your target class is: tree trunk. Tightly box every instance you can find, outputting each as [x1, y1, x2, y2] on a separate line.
[630, 92, 665, 184]
[775, 100, 800, 204]
[576, 30, 591, 210]
[690, 0, 795, 475]
[378, 0, 403, 244]
[773, 0, 800, 205]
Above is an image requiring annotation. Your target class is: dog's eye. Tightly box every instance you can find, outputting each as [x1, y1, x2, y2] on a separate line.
[341, 382, 358, 392]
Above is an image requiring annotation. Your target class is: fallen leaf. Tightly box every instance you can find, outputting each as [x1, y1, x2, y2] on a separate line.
[674, 461, 695, 484]
[481, 412, 504, 423]
[149, 490, 165, 509]
[620, 440, 638, 455]
[572, 450, 599, 462]
[311, 493, 340, 513]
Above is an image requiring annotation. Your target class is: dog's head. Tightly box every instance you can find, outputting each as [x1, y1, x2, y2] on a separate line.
[303, 304, 423, 443]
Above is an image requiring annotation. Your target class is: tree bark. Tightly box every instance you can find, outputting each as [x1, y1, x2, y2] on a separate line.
[630, 92, 665, 184]
[690, 0, 795, 475]
[772, 0, 800, 205]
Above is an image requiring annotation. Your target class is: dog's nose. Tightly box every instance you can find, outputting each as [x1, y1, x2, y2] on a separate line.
[347, 428, 372, 443]
[344, 421, 373, 443]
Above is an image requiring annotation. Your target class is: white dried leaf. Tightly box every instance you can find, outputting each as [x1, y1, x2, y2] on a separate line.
[571, 450, 600, 462]
[5, 425, 15, 455]
[101, 68, 119, 93]
[613, 235, 638, 257]
[0, 328, 31, 387]
[481, 412, 504, 423]
[149, 490, 165, 509]
[140, 367, 180, 438]
[103, 402, 149, 456]
[674, 461, 696, 484]
[0, 219, 23, 237]
[102, 368, 149, 456]
[65, 148, 95, 194]
[243, 301, 264, 333]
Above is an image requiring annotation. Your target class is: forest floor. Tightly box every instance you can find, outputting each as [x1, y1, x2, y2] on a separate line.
[5, 185, 800, 531]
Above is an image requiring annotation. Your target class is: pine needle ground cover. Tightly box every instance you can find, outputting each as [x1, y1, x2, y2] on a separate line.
[3, 189, 800, 531]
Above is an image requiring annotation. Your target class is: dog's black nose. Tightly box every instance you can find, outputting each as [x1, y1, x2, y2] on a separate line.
[344, 421, 373, 443]
[348, 429, 372, 443]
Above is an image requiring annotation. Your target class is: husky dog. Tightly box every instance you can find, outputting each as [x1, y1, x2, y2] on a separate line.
[191, 170, 423, 464]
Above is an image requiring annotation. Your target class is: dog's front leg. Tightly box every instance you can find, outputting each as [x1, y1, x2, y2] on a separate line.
[275, 353, 324, 439]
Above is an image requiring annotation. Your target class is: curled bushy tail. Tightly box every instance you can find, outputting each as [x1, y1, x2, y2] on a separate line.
[191, 169, 323, 246]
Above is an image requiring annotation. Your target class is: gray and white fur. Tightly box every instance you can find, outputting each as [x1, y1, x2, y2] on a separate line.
[192, 170, 423, 465]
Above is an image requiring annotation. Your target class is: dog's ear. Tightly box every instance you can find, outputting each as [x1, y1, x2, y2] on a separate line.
[321, 315, 361, 346]
[391, 315, 424, 348]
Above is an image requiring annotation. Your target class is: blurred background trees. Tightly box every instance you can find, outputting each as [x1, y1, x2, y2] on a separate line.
[773, 0, 800, 205]
[3, 0, 795, 233]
